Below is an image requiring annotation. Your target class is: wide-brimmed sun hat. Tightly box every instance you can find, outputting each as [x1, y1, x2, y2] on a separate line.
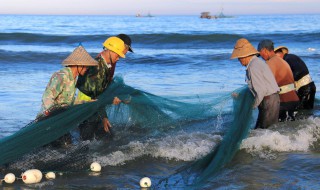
[62, 45, 98, 66]
[230, 38, 259, 59]
[274, 46, 289, 54]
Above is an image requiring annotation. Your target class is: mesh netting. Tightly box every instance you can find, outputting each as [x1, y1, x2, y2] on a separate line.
[0, 76, 254, 184]
[156, 86, 255, 188]
[0, 77, 227, 167]
[191, 87, 254, 185]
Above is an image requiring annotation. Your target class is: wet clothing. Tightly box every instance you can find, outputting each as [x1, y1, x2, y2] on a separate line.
[255, 93, 280, 129]
[78, 119, 111, 141]
[76, 54, 114, 140]
[266, 55, 300, 121]
[283, 53, 316, 109]
[39, 67, 76, 147]
[245, 56, 280, 129]
[40, 67, 76, 114]
[297, 81, 316, 109]
[279, 101, 299, 121]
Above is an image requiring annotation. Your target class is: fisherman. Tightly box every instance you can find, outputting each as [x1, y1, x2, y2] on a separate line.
[258, 40, 300, 121]
[76, 35, 133, 141]
[274, 46, 316, 109]
[231, 38, 280, 129]
[38, 45, 98, 146]
[38, 45, 98, 118]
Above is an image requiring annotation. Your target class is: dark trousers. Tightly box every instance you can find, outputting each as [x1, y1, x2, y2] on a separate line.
[255, 93, 280, 129]
[279, 101, 300, 122]
[79, 121, 100, 141]
[297, 82, 316, 109]
[49, 133, 73, 147]
[78, 114, 109, 141]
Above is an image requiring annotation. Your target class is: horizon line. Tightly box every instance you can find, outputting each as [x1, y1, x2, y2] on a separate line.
[1, 13, 320, 16]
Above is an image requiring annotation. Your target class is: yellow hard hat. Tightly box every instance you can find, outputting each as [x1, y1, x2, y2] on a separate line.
[102, 37, 126, 58]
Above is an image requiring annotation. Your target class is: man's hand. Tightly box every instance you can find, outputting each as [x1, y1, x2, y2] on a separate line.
[102, 117, 112, 134]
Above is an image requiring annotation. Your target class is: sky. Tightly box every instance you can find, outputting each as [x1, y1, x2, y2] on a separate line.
[1, 0, 320, 16]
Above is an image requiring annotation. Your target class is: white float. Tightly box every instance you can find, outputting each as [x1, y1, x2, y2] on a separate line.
[140, 177, 152, 188]
[45, 172, 56, 180]
[4, 173, 16, 184]
[21, 169, 43, 184]
[90, 162, 101, 172]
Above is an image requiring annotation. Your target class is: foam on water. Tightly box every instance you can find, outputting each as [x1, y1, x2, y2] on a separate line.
[240, 117, 320, 159]
[93, 132, 221, 166]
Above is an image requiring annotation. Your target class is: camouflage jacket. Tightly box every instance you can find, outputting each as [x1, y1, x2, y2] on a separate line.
[76, 55, 113, 99]
[40, 67, 76, 113]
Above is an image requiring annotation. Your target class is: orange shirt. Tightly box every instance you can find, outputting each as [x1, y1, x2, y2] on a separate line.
[266, 55, 299, 103]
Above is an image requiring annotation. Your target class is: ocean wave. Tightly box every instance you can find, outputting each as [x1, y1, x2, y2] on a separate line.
[93, 131, 221, 166]
[0, 48, 231, 65]
[1, 32, 319, 45]
[0, 32, 103, 45]
[0, 50, 67, 64]
[240, 117, 320, 159]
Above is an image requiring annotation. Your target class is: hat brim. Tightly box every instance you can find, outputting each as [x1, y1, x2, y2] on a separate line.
[128, 46, 134, 53]
[230, 51, 259, 59]
[274, 46, 289, 54]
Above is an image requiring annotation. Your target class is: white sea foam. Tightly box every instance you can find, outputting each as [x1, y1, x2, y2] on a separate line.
[94, 131, 221, 166]
[93, 141, 147, 166]
[151, 132, 220, 161]
[307, 47, 316, 52]
[240, 117, 320, 158]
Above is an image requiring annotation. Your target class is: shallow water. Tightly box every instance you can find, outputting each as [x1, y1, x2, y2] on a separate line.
[0, 14, 320, 189]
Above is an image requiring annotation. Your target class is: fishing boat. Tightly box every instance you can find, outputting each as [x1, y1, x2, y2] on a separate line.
[216, 8, 234, 18]
[200, 12, 217, 19]
[200, 8, 234, 19]
[136, 12, 154, 17]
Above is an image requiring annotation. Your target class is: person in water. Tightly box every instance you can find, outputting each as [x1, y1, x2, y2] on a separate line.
[258, 40, 300, 121]
[231, 38, 280, 129]
[38, 45, 98, 118]
[274, 46, 316, 109]
[38, 45, 98, 146]
[76, 35, 133, 141]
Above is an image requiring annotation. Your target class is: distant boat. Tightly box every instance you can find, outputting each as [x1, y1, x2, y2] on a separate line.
[216, 8, 234, 18]
[200, 8, 233, 19]
[136, 12, 154, 18]
[200, 12, 217, 19]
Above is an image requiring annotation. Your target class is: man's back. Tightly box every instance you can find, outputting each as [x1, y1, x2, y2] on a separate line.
[266, 55, 299, 103]
[284, 53, 309, 81]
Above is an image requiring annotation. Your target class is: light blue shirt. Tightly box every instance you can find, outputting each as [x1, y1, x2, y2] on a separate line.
[246, 56, 279, 108]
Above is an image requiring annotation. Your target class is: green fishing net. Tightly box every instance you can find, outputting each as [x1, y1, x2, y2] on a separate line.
[191, 87, 254, 185]
[0, 76, 255, 186]
[0, 77, 219, 166]
[156, 86, 255, 188]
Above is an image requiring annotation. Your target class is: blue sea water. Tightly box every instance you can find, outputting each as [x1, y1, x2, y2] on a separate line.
[0, 14, 320, 189]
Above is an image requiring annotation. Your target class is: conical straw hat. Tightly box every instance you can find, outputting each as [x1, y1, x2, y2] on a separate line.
[274, 46, 289, 54]
[230, 38, 259, 59]
[62, 45, 98, 66]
